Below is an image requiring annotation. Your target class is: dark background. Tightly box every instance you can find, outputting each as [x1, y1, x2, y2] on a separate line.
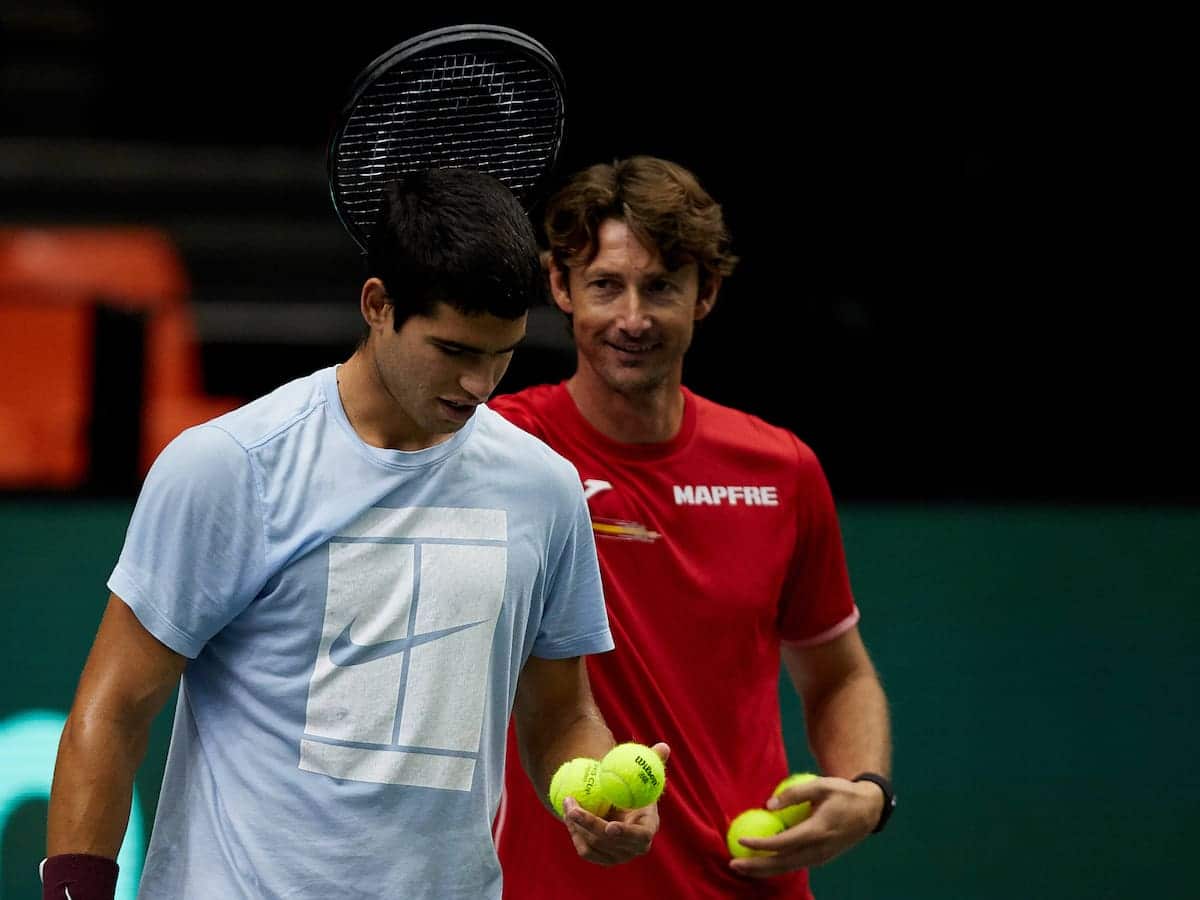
[3, 4, 1190, 503]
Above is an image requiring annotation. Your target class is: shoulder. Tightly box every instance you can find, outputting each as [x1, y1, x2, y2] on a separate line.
[689, 390, 820, 470]
[141, 370, 332, 500]
[148, 421, 252, 487]
[473, 405, 584, 497]
[203, 369, 330, 451]
[485, 383, 565, 439]
[130, 422, 263, 539]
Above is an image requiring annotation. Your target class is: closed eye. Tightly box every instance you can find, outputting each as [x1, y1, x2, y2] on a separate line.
[431, 339, 523, 357]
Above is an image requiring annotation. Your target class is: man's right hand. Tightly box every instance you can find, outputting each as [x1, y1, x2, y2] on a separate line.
[563, 742, 671, 866]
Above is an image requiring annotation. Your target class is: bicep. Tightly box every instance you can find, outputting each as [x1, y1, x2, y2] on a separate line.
[72, 593, 188, 728]
[514, 655, 594, 723]
[513, 655, 599, 745]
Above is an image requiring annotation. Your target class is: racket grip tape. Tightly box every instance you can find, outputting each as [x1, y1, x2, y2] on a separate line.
[41, 853, 119, 900]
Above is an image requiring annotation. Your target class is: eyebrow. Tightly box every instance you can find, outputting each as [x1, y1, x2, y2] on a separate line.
[583, 267, 676, 281]
[431, 335, 526, 355]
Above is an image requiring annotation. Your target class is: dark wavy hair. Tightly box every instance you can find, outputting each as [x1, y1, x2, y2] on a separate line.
[543, 156, 738, 287]
[366, 168, 544, 332]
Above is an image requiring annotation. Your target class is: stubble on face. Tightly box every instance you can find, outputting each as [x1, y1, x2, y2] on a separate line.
[565, 220, 701, 400]
[364, 303, 525, 449]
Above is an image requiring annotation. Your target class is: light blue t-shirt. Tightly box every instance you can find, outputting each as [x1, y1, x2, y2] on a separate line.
[109, 366, 612, 899]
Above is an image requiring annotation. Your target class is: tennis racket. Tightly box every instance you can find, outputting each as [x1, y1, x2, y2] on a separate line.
[327, 24, 567, 251]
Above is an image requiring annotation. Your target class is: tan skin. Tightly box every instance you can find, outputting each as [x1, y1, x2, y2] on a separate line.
[550, 220, 718, 444]
[48, 595, 186, 858]
[514, 656, 670, 863]
[47, 281, 668, 867]
[550, 219, 891, 877]
[730, 635, 891, 875]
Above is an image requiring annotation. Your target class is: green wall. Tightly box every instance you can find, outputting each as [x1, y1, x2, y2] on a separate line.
[2, 501, 1197, 898]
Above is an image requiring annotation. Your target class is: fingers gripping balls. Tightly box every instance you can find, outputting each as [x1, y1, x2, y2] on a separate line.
[549, 743, 666, 819]
[772, 771, 818, 826]
[596, 742, 666, 809]
[726, 771, 817, 858]
[549, 757, 611, 818]
[726, 809, 786, 858]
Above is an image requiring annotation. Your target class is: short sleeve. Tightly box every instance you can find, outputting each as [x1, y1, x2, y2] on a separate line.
[777, 437, 860, 645]
[108, 424, 269, 658]
[530, 483, 613, 659]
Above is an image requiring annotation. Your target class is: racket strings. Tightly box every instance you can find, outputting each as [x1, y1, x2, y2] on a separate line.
[333, 50, 563, 235]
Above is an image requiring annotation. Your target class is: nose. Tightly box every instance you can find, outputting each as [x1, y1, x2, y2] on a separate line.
[459, 355, 510, 402]
[615, 291, 652, 335]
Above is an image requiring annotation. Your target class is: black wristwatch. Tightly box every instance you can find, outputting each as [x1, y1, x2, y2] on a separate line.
[852, 772, 896, 834]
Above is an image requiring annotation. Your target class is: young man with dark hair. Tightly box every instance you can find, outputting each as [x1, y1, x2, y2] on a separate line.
[43, 168, 664, 900]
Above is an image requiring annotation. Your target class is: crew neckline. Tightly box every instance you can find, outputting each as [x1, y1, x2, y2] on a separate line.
[322, 365, 477, 469]
[549, 381, 698, 462]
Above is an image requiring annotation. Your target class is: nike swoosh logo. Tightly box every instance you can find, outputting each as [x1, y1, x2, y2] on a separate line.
[329, 618, 486, 667]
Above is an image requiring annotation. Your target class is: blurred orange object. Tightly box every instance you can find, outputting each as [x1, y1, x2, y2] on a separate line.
[0, 227, 241, 489]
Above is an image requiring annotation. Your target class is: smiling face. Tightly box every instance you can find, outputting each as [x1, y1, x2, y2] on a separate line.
[551, 218, 718, 398]
[369, 293, 526, 448]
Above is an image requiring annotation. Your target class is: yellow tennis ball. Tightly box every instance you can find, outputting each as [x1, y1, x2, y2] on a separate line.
[772, 772, 818, 826]
[726, 808, 786, 858]
[596, 742, 665, 809]
[549, 757, 611, 818]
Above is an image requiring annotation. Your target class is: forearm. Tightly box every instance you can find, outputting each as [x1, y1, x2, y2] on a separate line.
[47, 710, 153, 858]
[514, 655, 618, 813]
[803, 670, 891, 778]
[761, 634, 892, 865]
[519, 705, 614, 808]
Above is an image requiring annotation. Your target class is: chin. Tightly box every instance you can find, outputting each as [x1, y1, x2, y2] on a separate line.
[601, 367, 667, 395]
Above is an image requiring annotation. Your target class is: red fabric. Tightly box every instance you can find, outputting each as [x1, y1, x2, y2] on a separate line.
[491, 383, 858, 899]
[41, 854, 119, 900]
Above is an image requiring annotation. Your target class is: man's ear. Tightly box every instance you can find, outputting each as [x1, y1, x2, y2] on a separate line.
[548, 263, 574, 314]
[361, 278, 392, 330]
[695, 273, 722, 321]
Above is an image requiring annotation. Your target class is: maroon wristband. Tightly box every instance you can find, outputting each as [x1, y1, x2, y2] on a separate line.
[41, 854, 119, 900]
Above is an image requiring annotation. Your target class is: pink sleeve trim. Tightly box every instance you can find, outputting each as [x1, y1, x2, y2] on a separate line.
[782, 605, 861, 648]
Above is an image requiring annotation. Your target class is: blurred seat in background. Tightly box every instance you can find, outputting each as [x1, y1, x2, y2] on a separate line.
[0, 227, 242, 491]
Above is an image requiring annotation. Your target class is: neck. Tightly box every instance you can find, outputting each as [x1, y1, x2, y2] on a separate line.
[337, 349, 450, 451]
[566, 363, 685, 444]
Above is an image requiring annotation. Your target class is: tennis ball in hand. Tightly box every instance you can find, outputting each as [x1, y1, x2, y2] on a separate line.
[726, 808, 786, 858]
[596, 742, 666, 809]
[549, 757, 612, 818]
[772, 772, 818, 826]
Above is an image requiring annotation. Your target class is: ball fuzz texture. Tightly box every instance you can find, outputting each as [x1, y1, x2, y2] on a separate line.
[726, 808, 786, 858]
[596, 742, 666, 809]
[549, 757, 612, 818]
[772, 772, 818, 826]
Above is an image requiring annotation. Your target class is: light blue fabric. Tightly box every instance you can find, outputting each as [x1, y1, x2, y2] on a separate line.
[110, 366, 611, 899]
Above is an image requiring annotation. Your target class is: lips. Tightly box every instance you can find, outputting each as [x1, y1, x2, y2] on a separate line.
[439, 398, 478, 421]
[606, 341, 659, 354]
